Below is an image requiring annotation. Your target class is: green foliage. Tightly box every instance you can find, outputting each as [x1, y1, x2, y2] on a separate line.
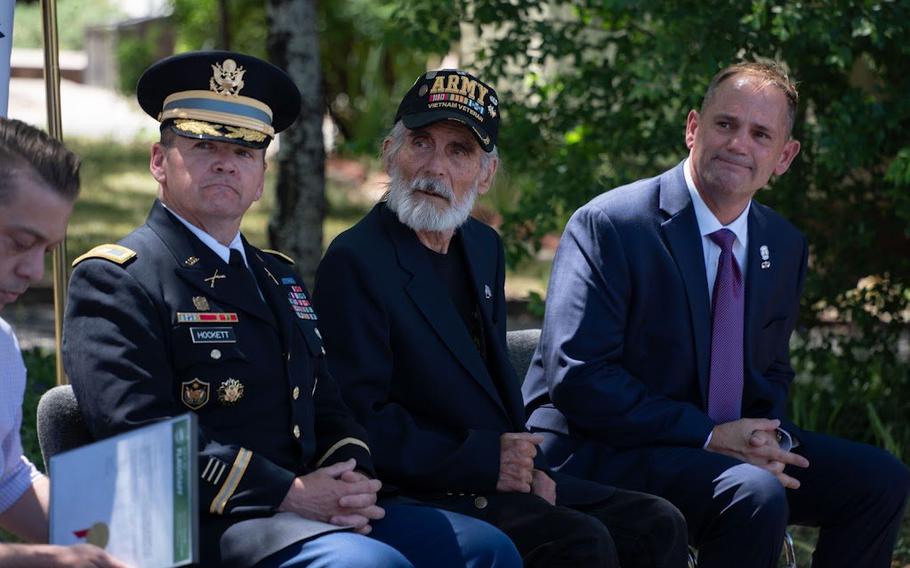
[393, 0, 910, 458]
[116, 24, 168, 95]
[790, 277, 910, 459]
[166, 0, 427, 155]
[319, 0, 428, 154]
[11, 0, 122, 50]
[170, 0, 267, 55]
[20, 349, 56, 473]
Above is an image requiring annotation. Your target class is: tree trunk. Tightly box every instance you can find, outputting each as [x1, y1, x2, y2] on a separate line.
[217, 0, 230, 50]
[266, 0, 324, 285]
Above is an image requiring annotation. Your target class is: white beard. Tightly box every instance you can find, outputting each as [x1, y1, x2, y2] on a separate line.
[386, 166, 478, 232]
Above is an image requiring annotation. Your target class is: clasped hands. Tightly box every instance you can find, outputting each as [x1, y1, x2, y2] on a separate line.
[707, 418, 810, 489]
[497, 433, 556, 505]
[278, 458, 384, 534]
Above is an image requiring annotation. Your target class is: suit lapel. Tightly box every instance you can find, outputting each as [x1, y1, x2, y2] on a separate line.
[658, 164, 711, 406]
[146, 201, 277, 326]
[380, 206, 509, 418]
[460, 224, 526, 427]
[744, 206, 772, 359]
[247, 245, 293, 348]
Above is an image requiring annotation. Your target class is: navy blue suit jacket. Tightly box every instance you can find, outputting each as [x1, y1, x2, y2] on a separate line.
[314, 203, 611, 506]
[523, 161, 808, 450]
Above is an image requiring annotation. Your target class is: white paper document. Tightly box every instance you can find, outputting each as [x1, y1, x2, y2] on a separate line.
[50, 413, 198, 567]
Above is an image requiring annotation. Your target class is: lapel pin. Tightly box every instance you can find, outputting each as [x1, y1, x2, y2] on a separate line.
[484, 284, 492, 299]
[184, 256, 200, 266]
[759, 245, 771, 269]
[204, 269, 226, 288]
[193, 296, 210, 311]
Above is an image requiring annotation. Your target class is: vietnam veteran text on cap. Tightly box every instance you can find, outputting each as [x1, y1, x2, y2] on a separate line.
[395, 69, 500, 152]
[137, 50, 301, 149]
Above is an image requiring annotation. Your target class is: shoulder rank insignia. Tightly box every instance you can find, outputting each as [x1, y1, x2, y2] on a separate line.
[72, 244, 137, 267]
[262, 249, 295, 265]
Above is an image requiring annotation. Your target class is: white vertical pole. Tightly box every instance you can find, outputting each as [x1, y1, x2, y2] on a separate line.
[0, 0, 14, 117]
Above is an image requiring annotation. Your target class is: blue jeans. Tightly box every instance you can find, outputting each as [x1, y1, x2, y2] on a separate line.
[256, 503, 521, 568]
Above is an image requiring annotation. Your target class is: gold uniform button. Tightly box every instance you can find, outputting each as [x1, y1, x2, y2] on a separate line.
[292, 425, 301, 438]
[292, 386, 300, 400]
[473, 496, 488, 509]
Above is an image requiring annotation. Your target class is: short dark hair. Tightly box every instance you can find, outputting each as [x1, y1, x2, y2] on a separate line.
[0, 118, 80, 205]
[159, 124, 178, 147]
[701, 61, 799, 135]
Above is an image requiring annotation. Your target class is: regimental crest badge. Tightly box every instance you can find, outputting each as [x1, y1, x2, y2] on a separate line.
[218, 378, 245, 405]
[210, 59, 246, 96]
[182, 378, 210, 410]
[193, 296, 210, 311]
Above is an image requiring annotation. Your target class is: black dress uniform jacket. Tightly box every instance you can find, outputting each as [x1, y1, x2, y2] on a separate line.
[63, 201, 373, 566]
[313, 203, 613, 518]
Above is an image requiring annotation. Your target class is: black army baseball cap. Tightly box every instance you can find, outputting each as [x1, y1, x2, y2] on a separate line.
[137, 50, 301, 149]
[395, 69, 500, 152]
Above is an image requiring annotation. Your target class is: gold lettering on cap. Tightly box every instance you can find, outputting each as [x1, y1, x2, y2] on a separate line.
[459, 77, 478, 99]
[446, 75, 461, 91]
[431, 76, 447, 94]
[475, 83, 489, 104]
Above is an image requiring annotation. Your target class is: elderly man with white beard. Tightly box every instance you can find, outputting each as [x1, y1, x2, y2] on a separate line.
[313, 69, 689, 568]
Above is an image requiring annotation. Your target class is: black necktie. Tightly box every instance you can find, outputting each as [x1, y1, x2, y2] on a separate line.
[229, 248, 260, 296]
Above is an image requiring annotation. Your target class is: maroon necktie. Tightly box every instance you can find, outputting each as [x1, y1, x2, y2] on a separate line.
[707, 229, 744, 423]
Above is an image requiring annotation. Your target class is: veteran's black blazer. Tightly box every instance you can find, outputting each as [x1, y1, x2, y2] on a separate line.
[314, 202, 612, 514]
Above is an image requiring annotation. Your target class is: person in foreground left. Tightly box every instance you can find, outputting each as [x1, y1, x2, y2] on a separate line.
[63, 51, 521, 568]
[0, 117, 128, 567]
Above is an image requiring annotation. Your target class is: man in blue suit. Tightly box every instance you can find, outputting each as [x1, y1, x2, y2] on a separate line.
[523, 61, 910, 567]
[314, 69, 689, 568]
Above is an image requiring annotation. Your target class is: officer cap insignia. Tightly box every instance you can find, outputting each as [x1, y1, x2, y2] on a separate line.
[182, 378, 210, 410]
[72, 244, 137, 267]
[210, 58, 246, 96]
[218, 378, 245, 405]
[262, 249, 295, 265]
[193, 296, 210, 311]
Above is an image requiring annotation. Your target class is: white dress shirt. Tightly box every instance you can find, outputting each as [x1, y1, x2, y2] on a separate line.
[683, 158, 750, 303]
[0, 317, 43, 513]
[164, 204, 250, 267]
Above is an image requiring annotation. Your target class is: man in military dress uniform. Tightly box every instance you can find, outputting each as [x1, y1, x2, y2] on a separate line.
[63, 52, 520, 568]
[313, 69, 689, 568]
